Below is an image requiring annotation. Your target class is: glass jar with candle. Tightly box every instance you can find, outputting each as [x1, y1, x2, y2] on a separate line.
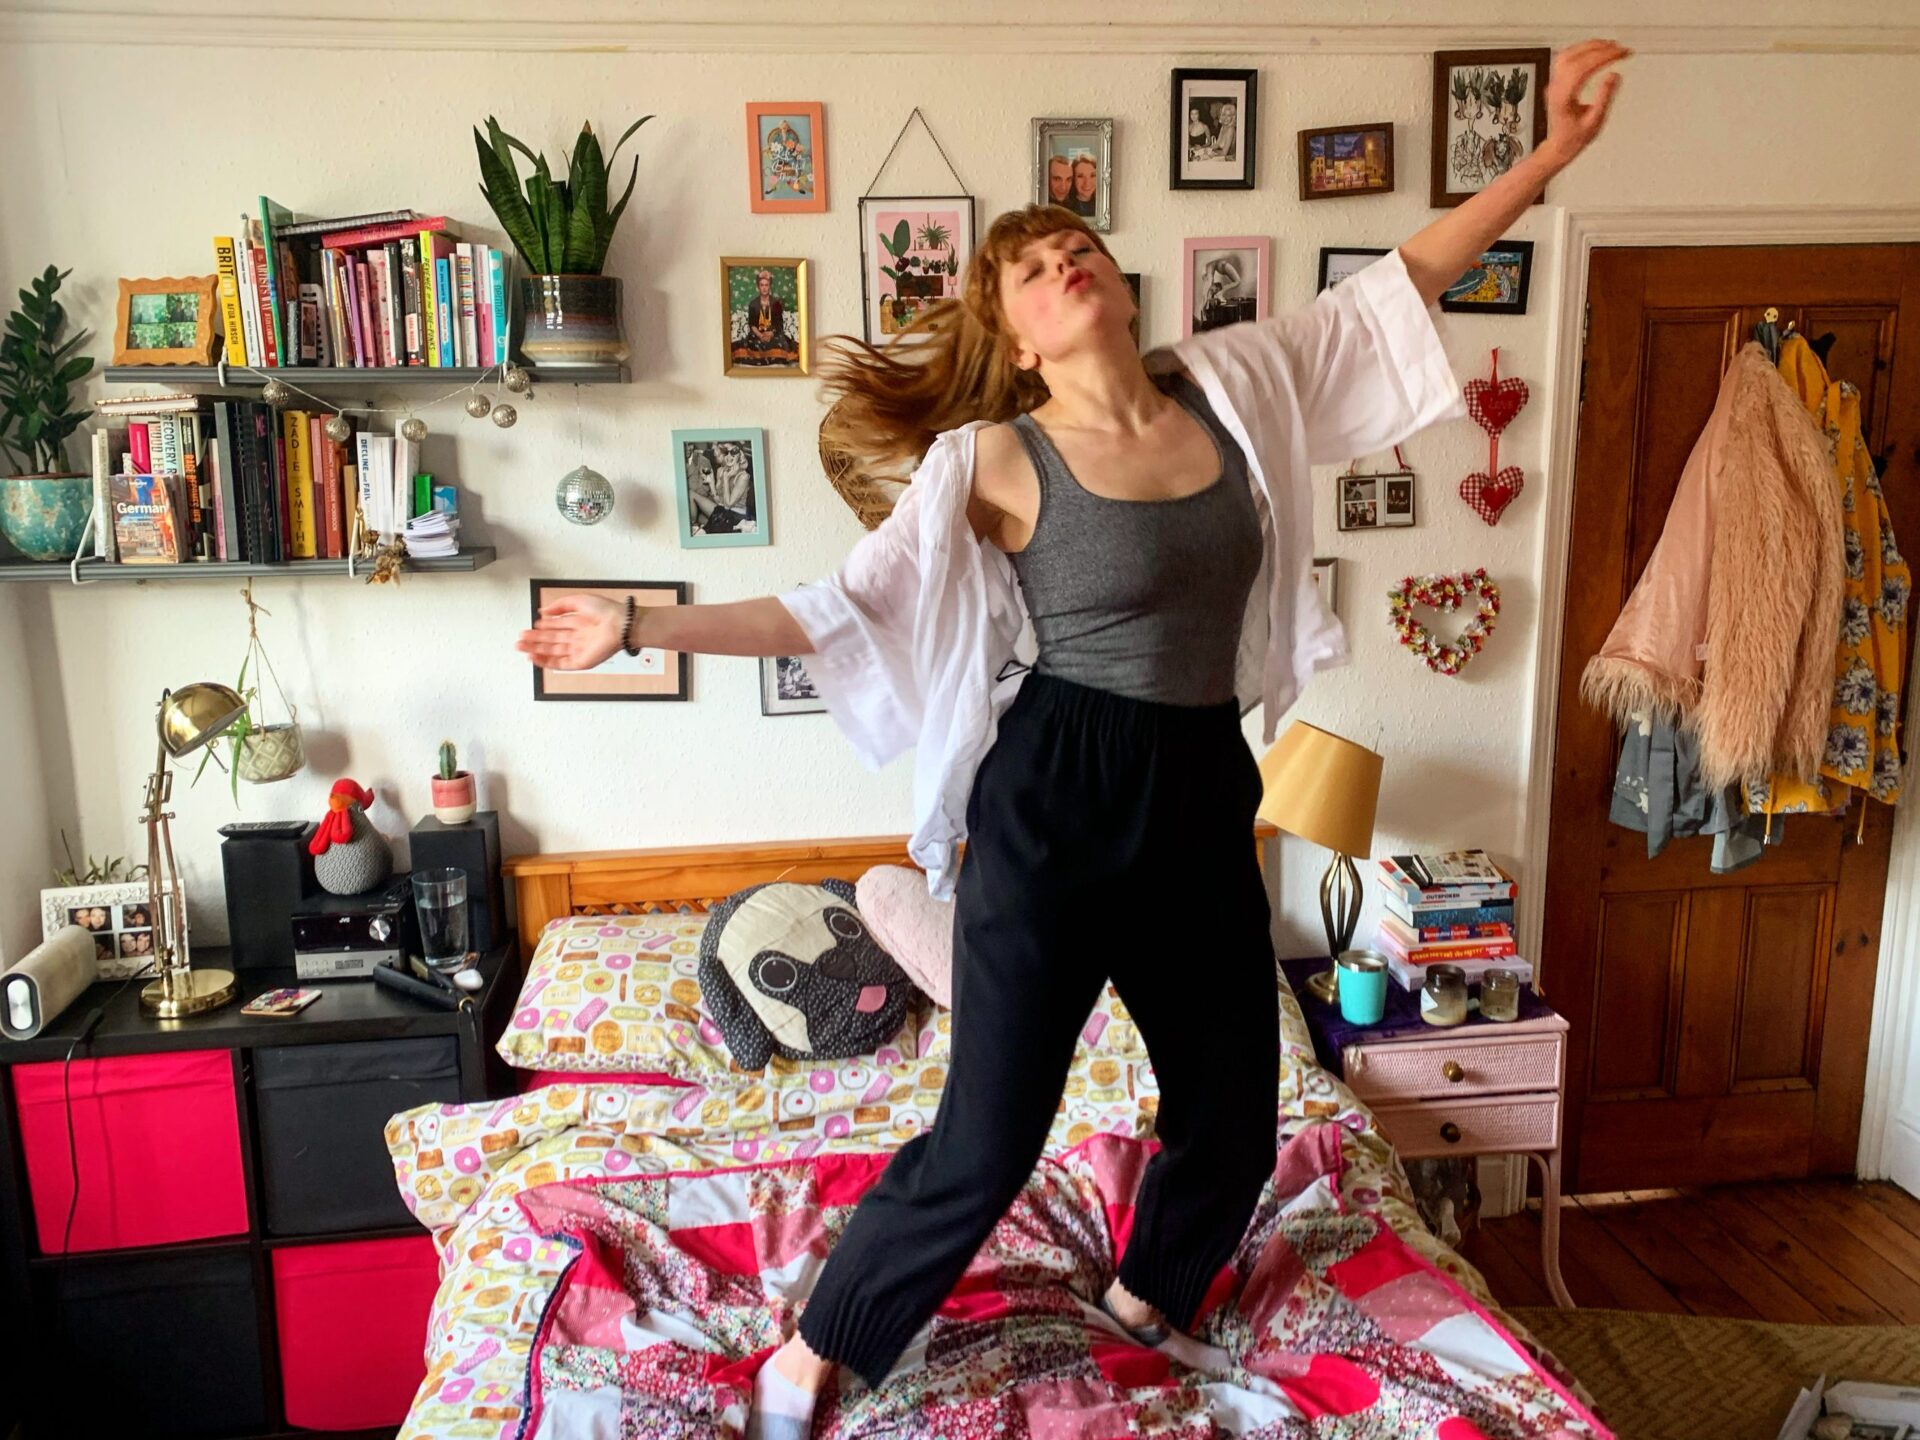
[1420, 964, 1468, 1027]
[1480, 967, 1521, 1022]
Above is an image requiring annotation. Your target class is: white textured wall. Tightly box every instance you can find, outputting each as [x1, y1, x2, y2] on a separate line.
[4, 2, 1920, 958]
[0, 589, 53, 964]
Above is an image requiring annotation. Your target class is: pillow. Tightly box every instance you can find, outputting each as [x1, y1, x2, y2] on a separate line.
[496, 910, 937, 1087]
[698, 879, 917, 1070]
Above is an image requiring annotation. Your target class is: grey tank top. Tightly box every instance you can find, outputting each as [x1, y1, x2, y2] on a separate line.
[1006, 372, 1262, 706]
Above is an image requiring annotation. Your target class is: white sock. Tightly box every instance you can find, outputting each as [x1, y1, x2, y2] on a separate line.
[747, 1355, 819, 1440]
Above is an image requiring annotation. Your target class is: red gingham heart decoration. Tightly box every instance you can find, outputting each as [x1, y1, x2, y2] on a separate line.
[1459, 466, 1525, 526]
[1463, 375, 1529, 439]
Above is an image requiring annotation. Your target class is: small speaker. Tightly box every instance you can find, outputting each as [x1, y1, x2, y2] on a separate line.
[219, 821, 319, 971]
[408, 811, 505, 953]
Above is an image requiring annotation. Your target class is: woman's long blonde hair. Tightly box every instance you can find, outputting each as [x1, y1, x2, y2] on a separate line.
[818, 204, 1120, 517]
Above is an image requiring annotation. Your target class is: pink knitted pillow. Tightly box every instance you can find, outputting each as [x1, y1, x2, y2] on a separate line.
[855, 865, 953, 1009]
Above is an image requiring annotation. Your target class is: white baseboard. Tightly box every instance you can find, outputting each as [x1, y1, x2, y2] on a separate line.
[1478, 1154, 1527, 1218]
[1885, 1113, 1920, 1199]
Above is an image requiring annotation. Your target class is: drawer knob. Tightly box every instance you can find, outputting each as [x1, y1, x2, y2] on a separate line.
[1442, 1060, 1465, 1083]
[1440, 1122, 1462, 1145]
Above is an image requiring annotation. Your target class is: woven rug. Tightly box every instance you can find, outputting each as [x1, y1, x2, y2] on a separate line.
[1512, 1307, 1920, 1440]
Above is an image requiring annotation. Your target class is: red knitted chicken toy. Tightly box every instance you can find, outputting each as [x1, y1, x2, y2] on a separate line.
[308, 778, 393, 895]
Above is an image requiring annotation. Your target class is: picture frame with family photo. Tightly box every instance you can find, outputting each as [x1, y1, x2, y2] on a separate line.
[1337, 469, 1418, 532]
[41, 881, 156, 978]
[1032, 118, 1114, 233]
[1170, 68, 1257, 190]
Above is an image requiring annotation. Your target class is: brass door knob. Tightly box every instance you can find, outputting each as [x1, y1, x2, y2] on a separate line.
[1440, 1121, 1462, 1144]
[1442, 1060, 1465, 1083]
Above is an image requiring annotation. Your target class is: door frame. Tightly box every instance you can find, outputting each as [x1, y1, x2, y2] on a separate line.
[1519, 204, 1920, 1191]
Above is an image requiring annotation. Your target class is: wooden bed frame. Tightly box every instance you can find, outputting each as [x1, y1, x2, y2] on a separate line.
[501, 826, 1279, 964]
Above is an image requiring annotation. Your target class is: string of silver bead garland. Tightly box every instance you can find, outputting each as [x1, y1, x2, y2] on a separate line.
[251, 360, 531, 435]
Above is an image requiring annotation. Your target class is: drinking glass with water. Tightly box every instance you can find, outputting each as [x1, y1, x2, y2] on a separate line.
[411, 867, 470, 976]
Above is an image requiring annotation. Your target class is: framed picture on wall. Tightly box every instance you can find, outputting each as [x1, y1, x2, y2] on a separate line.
[1297, 123, 1394, 200]
[529, 579, 689, 702]
[1033, 117, 1114, 232]
[1311, 557, 1339, 615]
[858, 195, 975, 342]
[1439, 239, 1534, 315]
[721, 257, 810, 376]
[761, 655, 827, 716]
[1430, 49, 1549, 208]
[40, 881, 155, 978]
[1316, 246, 1390, 294]
[672, 427, 769, 547]
[1170, 68, 1257, 190]
[745, 102, 826, 214]
[1338, 469, 1417, 531]
[1182, 236, 1269, 338]
[113, 275, 221, 365]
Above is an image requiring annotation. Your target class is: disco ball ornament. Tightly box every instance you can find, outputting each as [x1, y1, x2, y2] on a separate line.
[324, 413, 352, 443]
[503, 364, 532, 394]
[399, 416, 428, 442]
[465, 394, 493, 419]
[490, 403, 518, 429]
[555, 465, 615, 526]
[260, 378, 291, 405]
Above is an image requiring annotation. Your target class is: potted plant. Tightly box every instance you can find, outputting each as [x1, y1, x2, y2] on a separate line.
[0, 265, 95, 561]
[474, 115, 650, 368]
[432, 740, 476, 824]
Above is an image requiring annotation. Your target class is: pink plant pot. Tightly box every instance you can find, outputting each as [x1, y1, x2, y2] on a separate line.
[430, 772, 476, 825]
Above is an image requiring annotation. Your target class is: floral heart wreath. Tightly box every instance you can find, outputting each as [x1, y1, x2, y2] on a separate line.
[1388, 568, 1501, 676]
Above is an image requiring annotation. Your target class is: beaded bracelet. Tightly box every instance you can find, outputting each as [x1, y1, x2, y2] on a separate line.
[623, 594, 641, 656]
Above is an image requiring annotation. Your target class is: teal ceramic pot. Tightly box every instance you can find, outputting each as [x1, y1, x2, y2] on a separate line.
[517, 274, 630, 367]
[0, 474, 92, 562]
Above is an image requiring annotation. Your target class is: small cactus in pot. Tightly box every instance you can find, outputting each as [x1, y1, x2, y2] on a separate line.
[431, 740, 476, 824]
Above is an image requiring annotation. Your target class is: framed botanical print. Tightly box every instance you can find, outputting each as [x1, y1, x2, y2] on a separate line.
[1430, 49, 1549, 208]
[721, 257, 810, 376]
[1440, 239, 1535, 315]
[761, 654, 826, 716]
[1297, 123, 1394, 200]
[858, 196, 974, 343]
[1317, 246, 1390, 294]
[672, 427, 769, 547]
[1170, 68, 1257, 190]
[113, 275, 221, 365]
[1033, 117, 1114, 233]
[745, 102, 826, 214]
[529, 579, 689, 702]
[1182, 236, 1269, 338]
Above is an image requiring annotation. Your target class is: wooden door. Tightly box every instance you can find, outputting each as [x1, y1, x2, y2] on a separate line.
[1547, 244, 1920, 1193]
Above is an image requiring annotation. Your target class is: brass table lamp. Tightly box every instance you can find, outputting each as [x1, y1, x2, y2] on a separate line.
[1256, 721, 1383, 1005]
[140, 683, 247, 1018]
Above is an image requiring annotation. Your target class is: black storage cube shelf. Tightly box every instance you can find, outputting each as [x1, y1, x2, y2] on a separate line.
[34, 1247, 267, 1435]
[254, 1037, 461, 1234]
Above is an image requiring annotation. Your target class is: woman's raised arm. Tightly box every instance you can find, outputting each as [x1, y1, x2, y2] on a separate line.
[516, 594, 809, 671]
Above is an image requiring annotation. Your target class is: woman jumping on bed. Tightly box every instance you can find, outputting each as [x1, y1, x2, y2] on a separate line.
[518, 39, 1624, 1436]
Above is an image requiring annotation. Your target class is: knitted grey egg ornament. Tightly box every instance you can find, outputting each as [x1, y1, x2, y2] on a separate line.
[698, 878, 915, 1071]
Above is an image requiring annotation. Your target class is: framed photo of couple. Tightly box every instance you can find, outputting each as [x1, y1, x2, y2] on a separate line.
[1032, 118, 1113, 233]
[1170, 68, 1257, 190]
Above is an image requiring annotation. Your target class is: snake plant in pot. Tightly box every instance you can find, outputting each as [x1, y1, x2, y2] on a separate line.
[474, 115, 650, 368]
[0, 265, 95, 561]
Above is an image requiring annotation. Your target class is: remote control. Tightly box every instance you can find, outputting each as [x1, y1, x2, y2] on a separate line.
[372, 961, 460, 1011]
[217, 820, 310, 838]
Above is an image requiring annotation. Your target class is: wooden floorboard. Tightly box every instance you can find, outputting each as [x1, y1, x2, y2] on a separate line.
[1473, 1178, 1920, 1323]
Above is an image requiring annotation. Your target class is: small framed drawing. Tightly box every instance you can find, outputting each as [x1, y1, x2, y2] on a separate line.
[761, 655, 826, 716]
[41, 882, 156, 977]
[1338, 469, 1417, 531]
[722, 257, 810, 377]
[1317, 246, 1390, 294]
[673, 428, 769, 547]
[1311, 557, 1339, 615]
[1298, 123, 1394, 200]
[1182, 236, 1269, 338]
[859, 196, 975, 343]
[1430, 49, 1550, 208]
[530, 579, 690, 702]
[745, 102, 826, 214]
[1033, 118, 1114, 233]
[1171, 68, 1257, 190]
[1440, 239, 1535, 315]
[114, 275, 221, 365]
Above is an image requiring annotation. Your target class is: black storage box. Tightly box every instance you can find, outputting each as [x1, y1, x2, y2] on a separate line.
[409, 811, 506, 953]
[253, 1037, 461, 1234]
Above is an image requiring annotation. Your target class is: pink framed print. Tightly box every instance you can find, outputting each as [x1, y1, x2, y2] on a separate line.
[746, 102, 827, 214]
[1182, 235, 1270, 338]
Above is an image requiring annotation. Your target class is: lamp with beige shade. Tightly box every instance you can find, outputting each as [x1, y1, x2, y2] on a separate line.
[1256, 720, 1382, 1005]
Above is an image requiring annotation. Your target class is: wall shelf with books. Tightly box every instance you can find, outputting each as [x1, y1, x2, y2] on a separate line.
[0, 547, 495, 584]
[102, 363, 628, 387]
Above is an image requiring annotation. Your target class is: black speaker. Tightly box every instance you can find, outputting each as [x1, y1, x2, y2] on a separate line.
[408, 811, 505, 953]
[218, 820, 319, 970]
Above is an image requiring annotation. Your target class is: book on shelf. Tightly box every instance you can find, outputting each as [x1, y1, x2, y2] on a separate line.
[1385, 952, 1533, 994]
[256, 196, 296, 362]
[212, 237, 249, 367]
[1379, 890, 1516, 930]
[1375, 853, 1516, 906]
[456, 245, 480, 370]
[281, 208, 421, 240]
[109, 473, 184, 563]
[1376, 916, 1517, 961]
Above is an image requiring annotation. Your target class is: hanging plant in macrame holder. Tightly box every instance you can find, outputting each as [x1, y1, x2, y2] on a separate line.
[232, 581, 306, 785]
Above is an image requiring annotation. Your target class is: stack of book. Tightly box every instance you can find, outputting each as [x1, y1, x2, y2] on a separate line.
[1371, 849, 1530, 993]
[212, 202, 512, 370]
[90, 394, 457, 565]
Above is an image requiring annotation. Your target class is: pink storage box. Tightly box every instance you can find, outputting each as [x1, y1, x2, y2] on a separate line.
[13, 1049, 247, 1253]
[273, 1235, 441, 1430]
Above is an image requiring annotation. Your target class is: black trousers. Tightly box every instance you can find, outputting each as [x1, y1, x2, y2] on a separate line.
[797, 673, 1282, 1386]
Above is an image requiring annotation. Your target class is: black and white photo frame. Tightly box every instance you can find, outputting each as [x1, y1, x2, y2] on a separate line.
[761, 655, 827, 716]
[1170, 68, 1257, 190]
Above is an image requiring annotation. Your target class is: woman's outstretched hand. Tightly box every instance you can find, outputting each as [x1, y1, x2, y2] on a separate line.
[1538, 39, 1628, 169]
[517, 593, 627, 671]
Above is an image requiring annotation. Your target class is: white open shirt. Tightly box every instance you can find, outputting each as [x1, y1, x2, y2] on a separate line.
[780, 248, 1464, 897]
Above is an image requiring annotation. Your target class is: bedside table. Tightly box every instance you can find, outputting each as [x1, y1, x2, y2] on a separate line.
[1282, 958, 1574, 1309]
